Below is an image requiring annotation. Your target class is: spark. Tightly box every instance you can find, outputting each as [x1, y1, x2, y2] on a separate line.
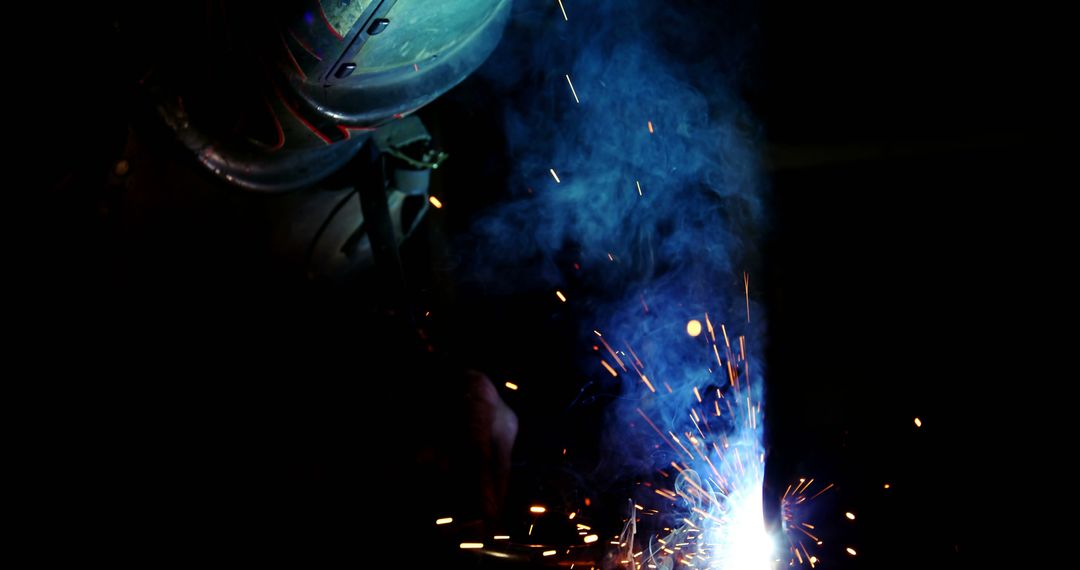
[640, 374, 656, 393]
[505, 381, 519, 391]
[566, 74, 580, 104]
[846, 548, 857, 556]
[845, 512, 855, 520]
[556, 0, 568, 21]
[883, 483, 891, 489]
[744, 271, 751, 322]
[428, 195, 443, 209]
[914, 417, 922, 427]
[569, 512, 577, 520]
[550, 168, 562, 183]
[687, 319, 703, 337]
[494, 535, 510, 540]
[543, 550, 557, 556]
[530, 506, 547, 514]
[435, 517, 453, 525]
[585, 535, 599, 543]
[807, 483, 834, 500]
[636, 180, 643, 196]
[460, 543, 484, 549]
[601, 359, 619, 377]
[647, 120, 654, 133]
[556, 290, 567, 302]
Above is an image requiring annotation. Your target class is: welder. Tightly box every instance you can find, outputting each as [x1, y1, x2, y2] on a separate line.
[39, 1, 518, 560]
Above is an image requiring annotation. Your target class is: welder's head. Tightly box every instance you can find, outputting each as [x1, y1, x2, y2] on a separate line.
[133, 0, 511, 191]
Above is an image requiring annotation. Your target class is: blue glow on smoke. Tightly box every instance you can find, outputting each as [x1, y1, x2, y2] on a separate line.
[469, 2, 770, 566]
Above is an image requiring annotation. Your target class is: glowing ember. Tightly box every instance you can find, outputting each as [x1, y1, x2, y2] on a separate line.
[845, 512, 855, 520]
[530, 506, 547, 514]
[584, 534, 598, 543]
[460, 543, 484, 549]
[543, 550, 557, 556]
[647, 120, 654, 133]
[493, 535, 510, 540]
[914, 417, 922, 427]
[435, 517, 453, 525]
[556, 290, 567, 302]
[686, 319, 703, 337]
[428, 195, 443, 209]
[846, 547, 857, 556]
[505, 381, 519, 391]
[884, 483, 891, 489]
[568, 512, 577, 520]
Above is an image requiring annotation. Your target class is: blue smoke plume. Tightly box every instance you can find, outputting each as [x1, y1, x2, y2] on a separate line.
[464, 1, 768, 567]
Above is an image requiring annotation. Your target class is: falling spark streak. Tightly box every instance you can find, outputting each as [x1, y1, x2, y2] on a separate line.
[505, 381, 519, 390]
[914, 417, 922, 427]
[566, 74, 580, 104]
[744, 271, 751, 322]
[494, 535, 510, 540]
[640, 374, 656, 393]
[556, 290, 568, 302]
[598, 336, 627, 370]
[556, 0, 568, 21]
[846, 548, 857, 556]
[530, 506, 547, 513]
[647, 120, 654, 133]
[550, 168, 562, 183]
[428, 196, 443, 209]
[543, 550, 557, 556]
[601, 359, 619, 377]
[808, 483, 834, 501]
[460, 543, 484, 549]
[436, 517, 453, 525]
[845, 512, 855, 520]
[636, 180, 643, 196]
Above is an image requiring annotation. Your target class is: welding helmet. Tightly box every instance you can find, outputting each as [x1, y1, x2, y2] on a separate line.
[136, 0, 511, 191]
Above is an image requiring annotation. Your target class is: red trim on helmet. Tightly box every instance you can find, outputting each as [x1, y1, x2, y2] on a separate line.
[288, 28, 322, 61]
[281, 34, 307, 80]
[317, 2, 344, 40]
[266, 99, 285, 151]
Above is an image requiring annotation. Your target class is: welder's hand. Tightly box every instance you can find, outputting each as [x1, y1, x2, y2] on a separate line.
[462, 370, 518, 526]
